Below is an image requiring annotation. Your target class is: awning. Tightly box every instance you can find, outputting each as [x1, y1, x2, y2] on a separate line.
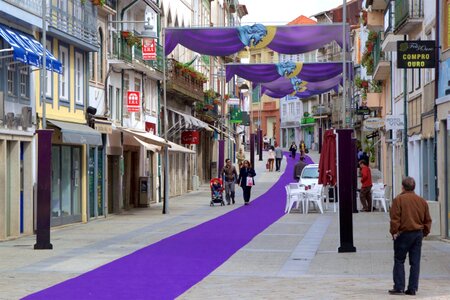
[168, 108, 213, 131]
[168, 141, 196, 154]
[133, 137, 161, 152]
[48, 120, 102, 146]
[120, 128, 170, 147]
[209, 124, 236, 142]
[0, 24, 62, 73]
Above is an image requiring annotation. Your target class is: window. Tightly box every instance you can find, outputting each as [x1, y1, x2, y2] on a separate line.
[46, 40, 52, 98]
[89, 52, 94, 81]
[59, 45, 69, 101]
[19, 67, 30, 99]
[75, 52, 84, 105]
[296, 102, 301, 116]
[414, 68, 421, 90]
[123, 74, 129, 115]
[135, 78, 141, 93]
[282, 103, 287, 116]
[409, 69, 414, 93]
[288, 102, 295, 115]
[7, 60, 16, 96]
[97, 29, 104, 82]
[115, 87, 121, 121]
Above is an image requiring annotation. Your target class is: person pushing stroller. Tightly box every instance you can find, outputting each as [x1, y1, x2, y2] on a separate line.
[221, 158, 238, 205]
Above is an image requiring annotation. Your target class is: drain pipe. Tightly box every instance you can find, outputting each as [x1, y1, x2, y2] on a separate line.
[434, 0, 440, 201]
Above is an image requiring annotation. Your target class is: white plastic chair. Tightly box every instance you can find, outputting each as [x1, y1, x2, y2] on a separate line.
[305, 184, 324, 214]
[372, 185, 391, 213]
[285, 184, 305, 213]
[324, 185, 337, 212]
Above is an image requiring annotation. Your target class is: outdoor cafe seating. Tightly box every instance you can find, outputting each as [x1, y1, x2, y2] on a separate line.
[285, 183, 325, 214]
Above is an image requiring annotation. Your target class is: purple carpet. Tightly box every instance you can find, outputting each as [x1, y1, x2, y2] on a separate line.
[24, 153, 314, 300]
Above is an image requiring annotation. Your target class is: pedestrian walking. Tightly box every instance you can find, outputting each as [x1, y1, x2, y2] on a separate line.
[293, 156, 307, 182]
[221, 158, 238, 205]
[267, 146, 275, 172]
[274, 145, 283, 171]
[289, 142, 297, 159]
[299, 140, 306, 157]
[388, 176, 432, 296]
[358, 160, 372, 212]
[236, 148, 246, 168]
[237, 160, 256, 205]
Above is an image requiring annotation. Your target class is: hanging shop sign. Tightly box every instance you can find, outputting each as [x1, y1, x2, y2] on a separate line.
[397, 41, 436, 69]
[181, 131, 200, 144]
[356, 106, 371, 116]
[363, 117, 384, 131]
[227, 98, 240, 106]
[127, 91, 140, 112]
[385, 115, 404, 130]
[142, 38, 156, 61]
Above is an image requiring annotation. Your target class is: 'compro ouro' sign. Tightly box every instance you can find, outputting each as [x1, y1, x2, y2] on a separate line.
[397, 41, 436, 69]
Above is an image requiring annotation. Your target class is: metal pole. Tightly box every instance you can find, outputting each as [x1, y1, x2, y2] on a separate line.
[41, 0, 47, 129]
[162, 28, 169, 214]
[403, 35, 408, 176]
[341, 0, 347, 129]
[258, 84, 263, 161]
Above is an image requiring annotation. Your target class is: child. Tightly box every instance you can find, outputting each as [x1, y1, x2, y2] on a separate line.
[212, 179, 222, 198]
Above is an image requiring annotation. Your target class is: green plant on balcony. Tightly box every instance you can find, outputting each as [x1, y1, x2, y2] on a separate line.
[122, 32, 142, 47]
[204, 88, 217, 101]
[91, 0, 105, 6]
[174, 62, 207, 83]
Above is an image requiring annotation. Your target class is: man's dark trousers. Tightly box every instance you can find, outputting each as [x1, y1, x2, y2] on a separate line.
[275, 158, 282, 171]
[393, 230, 423, 292]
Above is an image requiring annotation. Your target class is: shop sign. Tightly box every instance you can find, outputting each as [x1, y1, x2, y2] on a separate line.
[363, 117, 384, 131]
[127, 91, 140, 112]
[385, 115, 404, 130]
[181, 131, 200, 144]
[142, 38, 156, 60]
[227, 98, 240, 105]
[356, 106, 370, 115]
[94, 122, 112, 134]
[397, 41, 436, 69]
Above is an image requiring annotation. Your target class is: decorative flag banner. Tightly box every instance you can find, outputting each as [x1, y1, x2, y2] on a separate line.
[264, 86, 339, 99]
[142, 38, 156, 60]
[260, 74, 343, 97]
[165, 24, 350, 56]
[127, 91, 140, 112]
[226, 61, 353, 83]
[229, 106, 242, 123]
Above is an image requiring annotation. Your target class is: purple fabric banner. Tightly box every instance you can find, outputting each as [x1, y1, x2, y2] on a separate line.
[263, 86, 339, 99]
[225, 62, 351, 83]
[260, 75, 343, 98]
[165, 24, 350, 56]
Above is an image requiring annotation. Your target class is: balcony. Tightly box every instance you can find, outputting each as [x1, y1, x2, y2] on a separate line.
[312, 105, 332, 116]
[45, 0, 99, 50]
[110, 35, 163, 76]
[394, 0, 423, 34]
[372, 32, 390, 81]
[366, 10, 384, 31]
[166, 58, 205, 105]
[366, 0, 389, 10]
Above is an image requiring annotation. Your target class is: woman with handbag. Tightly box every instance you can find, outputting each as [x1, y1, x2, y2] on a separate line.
[237, 160, 256, 205]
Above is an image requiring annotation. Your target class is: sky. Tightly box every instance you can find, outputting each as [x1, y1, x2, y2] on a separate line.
[240, 0, 346, 25]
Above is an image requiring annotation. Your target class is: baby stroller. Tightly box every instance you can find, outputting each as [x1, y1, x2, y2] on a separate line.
[209, 178, 225, 206]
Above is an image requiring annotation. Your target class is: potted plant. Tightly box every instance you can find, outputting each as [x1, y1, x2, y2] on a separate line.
[92, 0, 105, 6]
[124, 32, 142, 47]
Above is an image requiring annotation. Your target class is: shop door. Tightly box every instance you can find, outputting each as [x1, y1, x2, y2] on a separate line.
[51, 146, 82, 226]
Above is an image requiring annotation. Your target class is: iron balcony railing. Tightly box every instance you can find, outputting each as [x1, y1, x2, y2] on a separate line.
[373, 32, 387, 69]
[394, 0, 423, 30]
[48, 0, 98, 47]
[4, 0, 98, 47]
[111, 35, 163, 72]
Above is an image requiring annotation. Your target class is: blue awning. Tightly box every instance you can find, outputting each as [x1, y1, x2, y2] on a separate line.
[0, 24, 62, 74]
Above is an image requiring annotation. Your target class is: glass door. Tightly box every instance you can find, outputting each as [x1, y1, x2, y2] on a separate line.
[51, 146, 61, 218]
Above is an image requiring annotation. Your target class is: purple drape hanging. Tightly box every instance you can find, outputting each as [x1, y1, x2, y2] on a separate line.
[263, 86, 340, 99]
[260, 74, 343, 97]
[164, 24, 350, 56]
[225, 63, 351, 83]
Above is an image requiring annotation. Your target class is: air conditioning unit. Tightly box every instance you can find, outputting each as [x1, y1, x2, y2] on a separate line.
[21, 106, 32, 129]
[5, 112, 15, 128]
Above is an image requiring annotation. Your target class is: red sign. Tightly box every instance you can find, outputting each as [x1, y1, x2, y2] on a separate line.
[181, 131, 200, 144]
[145, 122, 156, 134]
[127, 91, 140, 112]
[142, 38, 156, 60]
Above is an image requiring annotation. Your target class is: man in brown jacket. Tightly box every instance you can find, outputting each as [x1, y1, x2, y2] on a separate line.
[221, 159, 238, 205]
[388, 177, 432, 296]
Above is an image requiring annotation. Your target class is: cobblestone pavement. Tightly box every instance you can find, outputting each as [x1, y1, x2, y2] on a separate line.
[1, 151, 449, 300]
